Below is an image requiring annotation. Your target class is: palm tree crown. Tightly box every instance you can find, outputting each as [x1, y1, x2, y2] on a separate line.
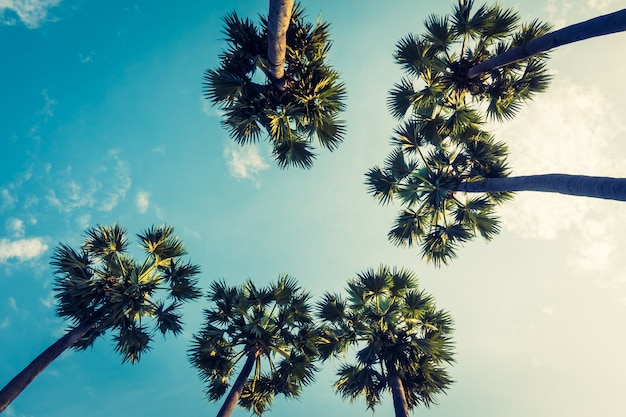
[205, 4, 346, 169]
[366, 106, 511, 266]
[53, 224, 202, 362]
[189, 275, 319, 416]
[390, 0, 552, 122]
[317, 265, 455, 417]
[0, 224, 201, 413]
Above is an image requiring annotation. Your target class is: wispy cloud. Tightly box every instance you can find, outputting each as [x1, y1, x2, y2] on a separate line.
[224, 144, 270, 184]
[6, 218, 24, 237]
[47, 150, 132, 214]
[0, 189, 17, 212]
[586, 0, 620, 12]
[0, 237, 48, 263]
[492, 77, 626, 276]
[494, 77, 625, 235]
[39, 292, 55, 309]
[136, 191, 150, 214]
[98, 152, 131, 212]
[0, 0, 62, 28]
[201, 96, 223, 118]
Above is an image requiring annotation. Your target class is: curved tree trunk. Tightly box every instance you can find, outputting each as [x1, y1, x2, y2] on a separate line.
[388, 372, 410, 417]
[267, 0, 294, 90]
[468, 8, 626, 79]
[456, 174, 626, 201]
[216, 348, 260, 417]
[0, 318, 96, 412]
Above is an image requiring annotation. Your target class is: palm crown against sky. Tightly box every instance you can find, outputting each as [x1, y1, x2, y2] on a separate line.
[2, 1, 626, 417]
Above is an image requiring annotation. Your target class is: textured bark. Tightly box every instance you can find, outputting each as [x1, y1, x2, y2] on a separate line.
[0, 318, 96, 412]
[267, 0, 294, 90]
[457, 174, 626, 201]
[389, 373, 410, 417]
[468, 8, 626, 79]
[216, 348, 260, 417]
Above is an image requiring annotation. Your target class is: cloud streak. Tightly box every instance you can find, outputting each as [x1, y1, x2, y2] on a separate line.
[0, 0, 62, 28]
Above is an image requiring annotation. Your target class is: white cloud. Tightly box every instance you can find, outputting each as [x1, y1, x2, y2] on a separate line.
[0, 237, 48, 263]
[492, 77, 626, 239]
[586, 0, 619, 12]
[136, 191, 150, 214]
[6, 218, 24, 237]
[0, 0, 61, 28]
[75, 213, 91, 229]
[224, 144, 270, 183]
[8, 297, 17, 310]
[491, 77, 626, 279]
[201, 96, 223, 118]
[0, 317, 9, 328]
[0, 189, 16, 212]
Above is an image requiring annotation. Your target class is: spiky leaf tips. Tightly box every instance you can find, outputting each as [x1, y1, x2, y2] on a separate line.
[189, 275, 320, 417]
[392, 0, 551, 122]
[52, 224, 202, 363]
[317, 266, 455, 417]
[205, 3, 346, 169]
[366, 107, 511, 266]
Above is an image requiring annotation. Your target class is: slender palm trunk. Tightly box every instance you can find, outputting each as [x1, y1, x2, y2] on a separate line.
[468, 8, 626, 79]
[267, 0, 294, 90]
[216, 348, 260, 417]
[0, 318, 96, 412]
[388, 372, 410, 417]
[456, 174, 626, 201]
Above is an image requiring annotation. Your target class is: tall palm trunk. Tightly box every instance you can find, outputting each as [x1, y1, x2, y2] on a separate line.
[468, 8, 626, 79]
[388, 372, 410, 417]
[0, 318, 97, 412]
[216, 348, 260, 417]
[456, 174, 626, 201]
[267, 0, 294, 90]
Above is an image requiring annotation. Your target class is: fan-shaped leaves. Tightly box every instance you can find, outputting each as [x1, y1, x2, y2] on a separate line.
[204, 3, 346, 169]
[318, 266, 455, 415]
[189, 275, 319, 416]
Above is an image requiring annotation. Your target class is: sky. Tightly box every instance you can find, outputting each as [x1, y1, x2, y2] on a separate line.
[1, 0, 626, 416]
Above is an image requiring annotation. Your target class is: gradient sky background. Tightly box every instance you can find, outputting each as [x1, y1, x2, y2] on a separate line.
[1, 0, 626, 416]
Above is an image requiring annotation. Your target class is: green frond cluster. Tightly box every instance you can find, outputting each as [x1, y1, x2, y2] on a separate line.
[392, 0, 551, 122]
[317, 265, 455, 412]
[366, 108, 511, 266]
[51, 224, 202, 363]
[204, 3, 346, 169]
[189, 275, 319, 416]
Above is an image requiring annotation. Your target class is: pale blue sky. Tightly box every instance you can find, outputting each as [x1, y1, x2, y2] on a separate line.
[1, 0, 626, 416]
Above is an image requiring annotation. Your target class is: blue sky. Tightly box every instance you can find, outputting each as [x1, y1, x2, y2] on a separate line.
[1, 0, 626, 416]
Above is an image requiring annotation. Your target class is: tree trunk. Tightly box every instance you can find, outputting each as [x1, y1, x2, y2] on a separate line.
[456, 174, 626, 201]
[216, 348, 260, 417]
[388, 372, 410, 417]
[468, 8, 626, 79]
[267, 0, 294, 90]
[0, 319, 96, 412]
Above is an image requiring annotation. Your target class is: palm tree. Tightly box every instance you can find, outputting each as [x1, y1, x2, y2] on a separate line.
[467, 8, 626, 79]
[0, 224, 202, 412]
[189, 275, 319, 417]
[317, 265, 455, 417]
[390, 0, 553, 122]
[366, 117, 626, 266]
[205, 3, 346, 169]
